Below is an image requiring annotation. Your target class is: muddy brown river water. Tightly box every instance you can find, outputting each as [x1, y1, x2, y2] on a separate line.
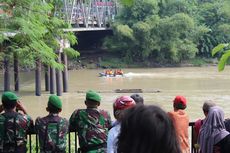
[1, 66, 230, 121]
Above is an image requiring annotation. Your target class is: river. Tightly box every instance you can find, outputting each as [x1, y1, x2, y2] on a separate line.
[1, 66, 230, 121]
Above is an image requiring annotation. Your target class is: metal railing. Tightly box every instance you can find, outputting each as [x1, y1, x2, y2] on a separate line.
[189, 122, 196, 153]
[62, 0, 118, 28]
[27, 129, 78, 153]
[26, 122, 196, 153]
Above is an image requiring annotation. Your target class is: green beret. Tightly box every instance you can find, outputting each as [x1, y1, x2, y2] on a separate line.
[86, 90, 101, 102]
[48, 95, 62, 109]
[1, 92, 18, 103]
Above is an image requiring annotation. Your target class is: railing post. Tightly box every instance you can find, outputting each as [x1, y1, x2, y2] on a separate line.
[75, 132, 78, 153]
[68, 132, 71, 153]
[189, 122, 195, 153]
[36, 134, 39, 153]
[29, 134, 32, 153]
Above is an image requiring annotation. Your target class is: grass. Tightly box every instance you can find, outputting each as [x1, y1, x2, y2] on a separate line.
[99, 57, 128, 68]
[187, 57, 217, 67]
[70, 54, 219, 69]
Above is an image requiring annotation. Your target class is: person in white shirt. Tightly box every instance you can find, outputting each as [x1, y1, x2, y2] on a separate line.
[107, 96, 135, 153]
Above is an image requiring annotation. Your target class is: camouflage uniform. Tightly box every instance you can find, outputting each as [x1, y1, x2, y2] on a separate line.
[0, 111, 33, 153]
[69, 108, 112, 153]
[35, 114, 69, 153]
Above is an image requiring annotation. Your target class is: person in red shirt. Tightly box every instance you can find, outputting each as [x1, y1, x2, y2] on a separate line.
[168, 95, 190, 153]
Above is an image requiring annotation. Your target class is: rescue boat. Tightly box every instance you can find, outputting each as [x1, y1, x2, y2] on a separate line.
[99, 72, 124, 77]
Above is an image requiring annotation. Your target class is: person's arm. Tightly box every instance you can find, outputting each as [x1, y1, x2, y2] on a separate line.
[107, 129, 115, 153]
[0, 104, 4, 113]
[65, 119, 70, 133]
[27, 116, 35, 133]
[16, 101, 28, 114]
[69, 110, 77, 132]
[34, 117, 40, 132]
[107, 112, 112, 129]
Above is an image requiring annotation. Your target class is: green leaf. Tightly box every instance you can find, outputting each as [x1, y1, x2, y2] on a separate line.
[218, 50, 230, 71]
[116, 25, 134, 40]
[212, 43, 229, 56]
[120, 0, 133, 6]
[63, 48, 80, 58]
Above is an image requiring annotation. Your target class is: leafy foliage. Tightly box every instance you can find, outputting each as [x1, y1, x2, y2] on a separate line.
[103, 0, 230, 65]
[212, 43, 230, 71]
[0, 0, 79, 69]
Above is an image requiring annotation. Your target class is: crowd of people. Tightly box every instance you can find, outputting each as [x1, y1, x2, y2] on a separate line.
[0, 90, 230, 153]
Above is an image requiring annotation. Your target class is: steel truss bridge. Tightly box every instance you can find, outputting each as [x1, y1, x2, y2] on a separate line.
[60, 0, 118, 31]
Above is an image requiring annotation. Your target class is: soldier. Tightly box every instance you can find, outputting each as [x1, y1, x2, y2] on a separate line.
[0, 91, 33, 153]
[35, 95, 69, 153]
[69, 90, 112, 153]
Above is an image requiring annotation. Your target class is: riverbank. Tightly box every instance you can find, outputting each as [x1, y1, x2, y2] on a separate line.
[69, 49, 218, 70]
[0, 50, 218, 72]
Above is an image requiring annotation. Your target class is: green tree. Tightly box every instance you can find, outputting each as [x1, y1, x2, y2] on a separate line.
[103, 0, 230, 65]
[104, 0, 201, 64]
[195, 0, 230, 57]
[0, 0, 79, 69]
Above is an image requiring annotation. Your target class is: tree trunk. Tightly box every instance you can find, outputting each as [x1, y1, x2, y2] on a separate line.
[61, 53, 68, 92]
[35, 59, 41, 96]
[4, 56, 10, 91]
[14, 53, 19, 91]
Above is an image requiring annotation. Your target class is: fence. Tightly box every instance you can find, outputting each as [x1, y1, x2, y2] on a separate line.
[27, 129, 78, 153]
[26, 122, 196, 153]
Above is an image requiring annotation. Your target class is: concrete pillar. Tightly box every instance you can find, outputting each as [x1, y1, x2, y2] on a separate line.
[50, 66, 56, 94]
[14, 53, 19, 91]
[35, 59, 41, 96]
[56, 53, 63, 96]
[61, 53, 68, 92]
[44, 65, 50, 91]
[4, 56, 10, 91]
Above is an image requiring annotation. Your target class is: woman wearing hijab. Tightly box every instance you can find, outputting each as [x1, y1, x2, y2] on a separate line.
[198, 106, 230, 153]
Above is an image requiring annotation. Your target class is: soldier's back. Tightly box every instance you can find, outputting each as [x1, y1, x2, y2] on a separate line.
[70, 108, 112, 153]
[0, 111, 32, 153]
[35, 114, 69, 153]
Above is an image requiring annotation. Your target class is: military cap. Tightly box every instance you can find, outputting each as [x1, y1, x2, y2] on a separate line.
[1, 91, 18, 103]
[48, 95, 62, 109]
[86, 90, 101, 102]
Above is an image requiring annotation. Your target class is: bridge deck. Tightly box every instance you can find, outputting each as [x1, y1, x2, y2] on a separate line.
[64, 27, 112, 32]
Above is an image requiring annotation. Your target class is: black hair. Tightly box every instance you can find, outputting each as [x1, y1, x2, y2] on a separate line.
[130, 94, 144, 104]
[85, 99, 100, 107]
[47, 103, 61, 113]
[2, 100, 17, 110]
[117, 105, 181, 153]
[173, 102, 186, 110]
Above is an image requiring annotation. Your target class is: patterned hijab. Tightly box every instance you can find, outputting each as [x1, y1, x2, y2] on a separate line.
[198, 106, 229, 153]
